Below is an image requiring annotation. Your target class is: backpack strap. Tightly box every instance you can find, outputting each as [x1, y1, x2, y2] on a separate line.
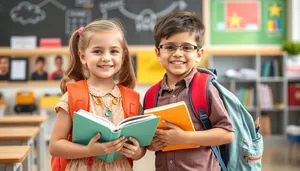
[52, 80, 90, 171]
[189, 72, 228, 171]
[143, 81, 161, 109]
[118, 84, 140, 117]
[66, 80, 90, 119]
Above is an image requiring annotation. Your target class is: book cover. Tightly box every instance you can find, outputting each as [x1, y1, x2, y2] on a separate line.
[72, 109, 160, 162]
[144, 101, 199, 151]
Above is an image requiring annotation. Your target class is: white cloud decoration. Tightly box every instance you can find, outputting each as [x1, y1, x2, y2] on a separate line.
[10, 1, 46, 25]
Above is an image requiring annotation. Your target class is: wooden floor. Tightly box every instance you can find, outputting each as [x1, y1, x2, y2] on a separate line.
[37, 143, 299, 171]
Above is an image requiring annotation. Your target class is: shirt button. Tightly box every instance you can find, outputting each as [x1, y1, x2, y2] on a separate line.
[169, 160, 173, 164]
[171, 94, 176, 98]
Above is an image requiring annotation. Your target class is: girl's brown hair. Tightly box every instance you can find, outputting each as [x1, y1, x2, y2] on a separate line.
[60, 19, 136, 93]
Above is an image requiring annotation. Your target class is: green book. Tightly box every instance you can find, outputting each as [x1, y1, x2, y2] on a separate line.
[72, 109, 160, 163]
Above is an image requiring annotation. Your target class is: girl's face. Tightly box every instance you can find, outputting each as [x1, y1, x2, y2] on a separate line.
[79, 30, 124, 80]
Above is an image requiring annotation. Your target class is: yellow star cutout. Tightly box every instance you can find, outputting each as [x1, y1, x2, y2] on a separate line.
[269, 2, 281, 17]
[229, 12, 242, 28]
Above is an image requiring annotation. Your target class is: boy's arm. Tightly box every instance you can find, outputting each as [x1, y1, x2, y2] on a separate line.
[156, 83, 235, 147]
[155, 122, 233, 147]
[183, 128, 234, 146]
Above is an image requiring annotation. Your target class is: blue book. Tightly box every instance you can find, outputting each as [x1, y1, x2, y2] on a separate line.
[72, 109, 160, 162]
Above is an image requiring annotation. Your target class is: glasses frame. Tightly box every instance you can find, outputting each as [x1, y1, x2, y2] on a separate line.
[158, 43, 201, 53]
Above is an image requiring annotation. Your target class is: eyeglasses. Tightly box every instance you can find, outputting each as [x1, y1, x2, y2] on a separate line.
[158, 44, 201, 53]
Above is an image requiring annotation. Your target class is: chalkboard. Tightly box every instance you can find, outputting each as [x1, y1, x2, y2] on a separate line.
[0, 0, 202, 46]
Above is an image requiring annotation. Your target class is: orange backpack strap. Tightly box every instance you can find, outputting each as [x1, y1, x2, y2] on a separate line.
[66, 80, 90, 119]
[51, 80, 90, 171]
[118, 84, 140, 117]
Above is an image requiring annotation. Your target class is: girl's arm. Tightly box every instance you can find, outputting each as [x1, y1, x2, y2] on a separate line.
[131, 147, 146, 160]
[49, 108, 92, 159]
[49, 108, 126, 159]
[119, 137, 146, 160]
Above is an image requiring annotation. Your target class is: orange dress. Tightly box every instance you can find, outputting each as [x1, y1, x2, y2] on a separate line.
[55, 84, 133, 171]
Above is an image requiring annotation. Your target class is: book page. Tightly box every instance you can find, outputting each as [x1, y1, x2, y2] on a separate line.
[144, 101, 186, 113]
[76, 109, 115, 130]
[117, 114, 156, 129]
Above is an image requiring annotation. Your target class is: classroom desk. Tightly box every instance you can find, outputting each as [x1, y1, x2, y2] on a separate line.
[0, 115, 48, 171]
[0, 127, 39, 171]
[0, 146, 31, 171]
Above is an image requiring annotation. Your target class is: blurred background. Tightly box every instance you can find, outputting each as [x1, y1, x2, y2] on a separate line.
[0, 0, 300, 171]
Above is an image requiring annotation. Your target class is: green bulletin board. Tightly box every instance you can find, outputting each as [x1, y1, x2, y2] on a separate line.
[210, 0, 286, 45]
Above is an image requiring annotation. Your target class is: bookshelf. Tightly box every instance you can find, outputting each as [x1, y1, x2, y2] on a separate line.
[0, 81, 60, 87]
[209, 52, 300, 140]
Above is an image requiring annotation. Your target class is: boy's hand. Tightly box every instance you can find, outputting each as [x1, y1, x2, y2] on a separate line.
[87, 133, 126, 156]
[155, 120, 185, 145]
[119, 137, 140, 158]
[147, 136, 167, 151]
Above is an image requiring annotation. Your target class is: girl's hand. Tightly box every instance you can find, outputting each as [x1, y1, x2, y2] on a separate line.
[155, 120, 185, 145]
[119, 137, 140, 158]
[147, 136, 167, 151]
[87, 133, 126, 156]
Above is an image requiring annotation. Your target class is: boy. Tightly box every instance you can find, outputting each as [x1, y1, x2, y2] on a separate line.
[0, 56, 9, 81]
[31, 56, 48, 80]
[49, 55, 64, 80]
[146, 11, 234, 171]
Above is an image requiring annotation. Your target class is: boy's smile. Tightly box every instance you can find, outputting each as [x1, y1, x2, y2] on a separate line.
[156, 32, 203, 83]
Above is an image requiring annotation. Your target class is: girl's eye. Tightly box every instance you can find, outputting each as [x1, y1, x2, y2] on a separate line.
[111, 50, 120, 54]
[93, 50, 102, 54]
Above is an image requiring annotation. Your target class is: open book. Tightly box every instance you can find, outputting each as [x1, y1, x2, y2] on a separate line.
[72, 109, 160, 162]
[144, 101, 199, 151]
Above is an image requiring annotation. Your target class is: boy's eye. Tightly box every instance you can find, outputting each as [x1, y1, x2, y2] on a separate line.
[182, 45, 194, 51]
[164, 45, 176, 50]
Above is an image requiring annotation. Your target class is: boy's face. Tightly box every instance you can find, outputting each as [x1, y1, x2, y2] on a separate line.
[36, 61, 45, 71]
[0, 58, 9, 73]
[55, 58, 63, 69]
[155, 32, 203, 80]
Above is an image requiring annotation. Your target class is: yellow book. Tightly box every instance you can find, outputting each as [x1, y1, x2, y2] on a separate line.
[144, 101, 199, 151]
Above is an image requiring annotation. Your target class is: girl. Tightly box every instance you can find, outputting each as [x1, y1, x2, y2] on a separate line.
[49, 19, 146, 171]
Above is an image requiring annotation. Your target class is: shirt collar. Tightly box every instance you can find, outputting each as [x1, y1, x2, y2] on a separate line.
[88, 84, 121, 98]
[158, 67, 198, 96]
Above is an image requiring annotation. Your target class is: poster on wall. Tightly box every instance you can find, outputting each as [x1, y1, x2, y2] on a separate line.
[209, 0, 286, 45]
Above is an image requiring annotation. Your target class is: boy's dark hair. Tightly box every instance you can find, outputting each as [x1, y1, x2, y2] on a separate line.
[154, 11, 205, 48]
[36, 56, 45, 64]
[55, 55, 62, 61]
[0, 56, 8, 60]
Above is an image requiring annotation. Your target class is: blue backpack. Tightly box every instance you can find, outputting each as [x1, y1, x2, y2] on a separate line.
[144, 68, 263, 171]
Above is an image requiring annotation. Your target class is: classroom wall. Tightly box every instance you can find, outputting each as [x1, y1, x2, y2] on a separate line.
[288, 0, 300, 41]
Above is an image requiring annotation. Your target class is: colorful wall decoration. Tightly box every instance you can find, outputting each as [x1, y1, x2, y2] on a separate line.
[136, 51, 165, 84]
[209, 0, 286, 45]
